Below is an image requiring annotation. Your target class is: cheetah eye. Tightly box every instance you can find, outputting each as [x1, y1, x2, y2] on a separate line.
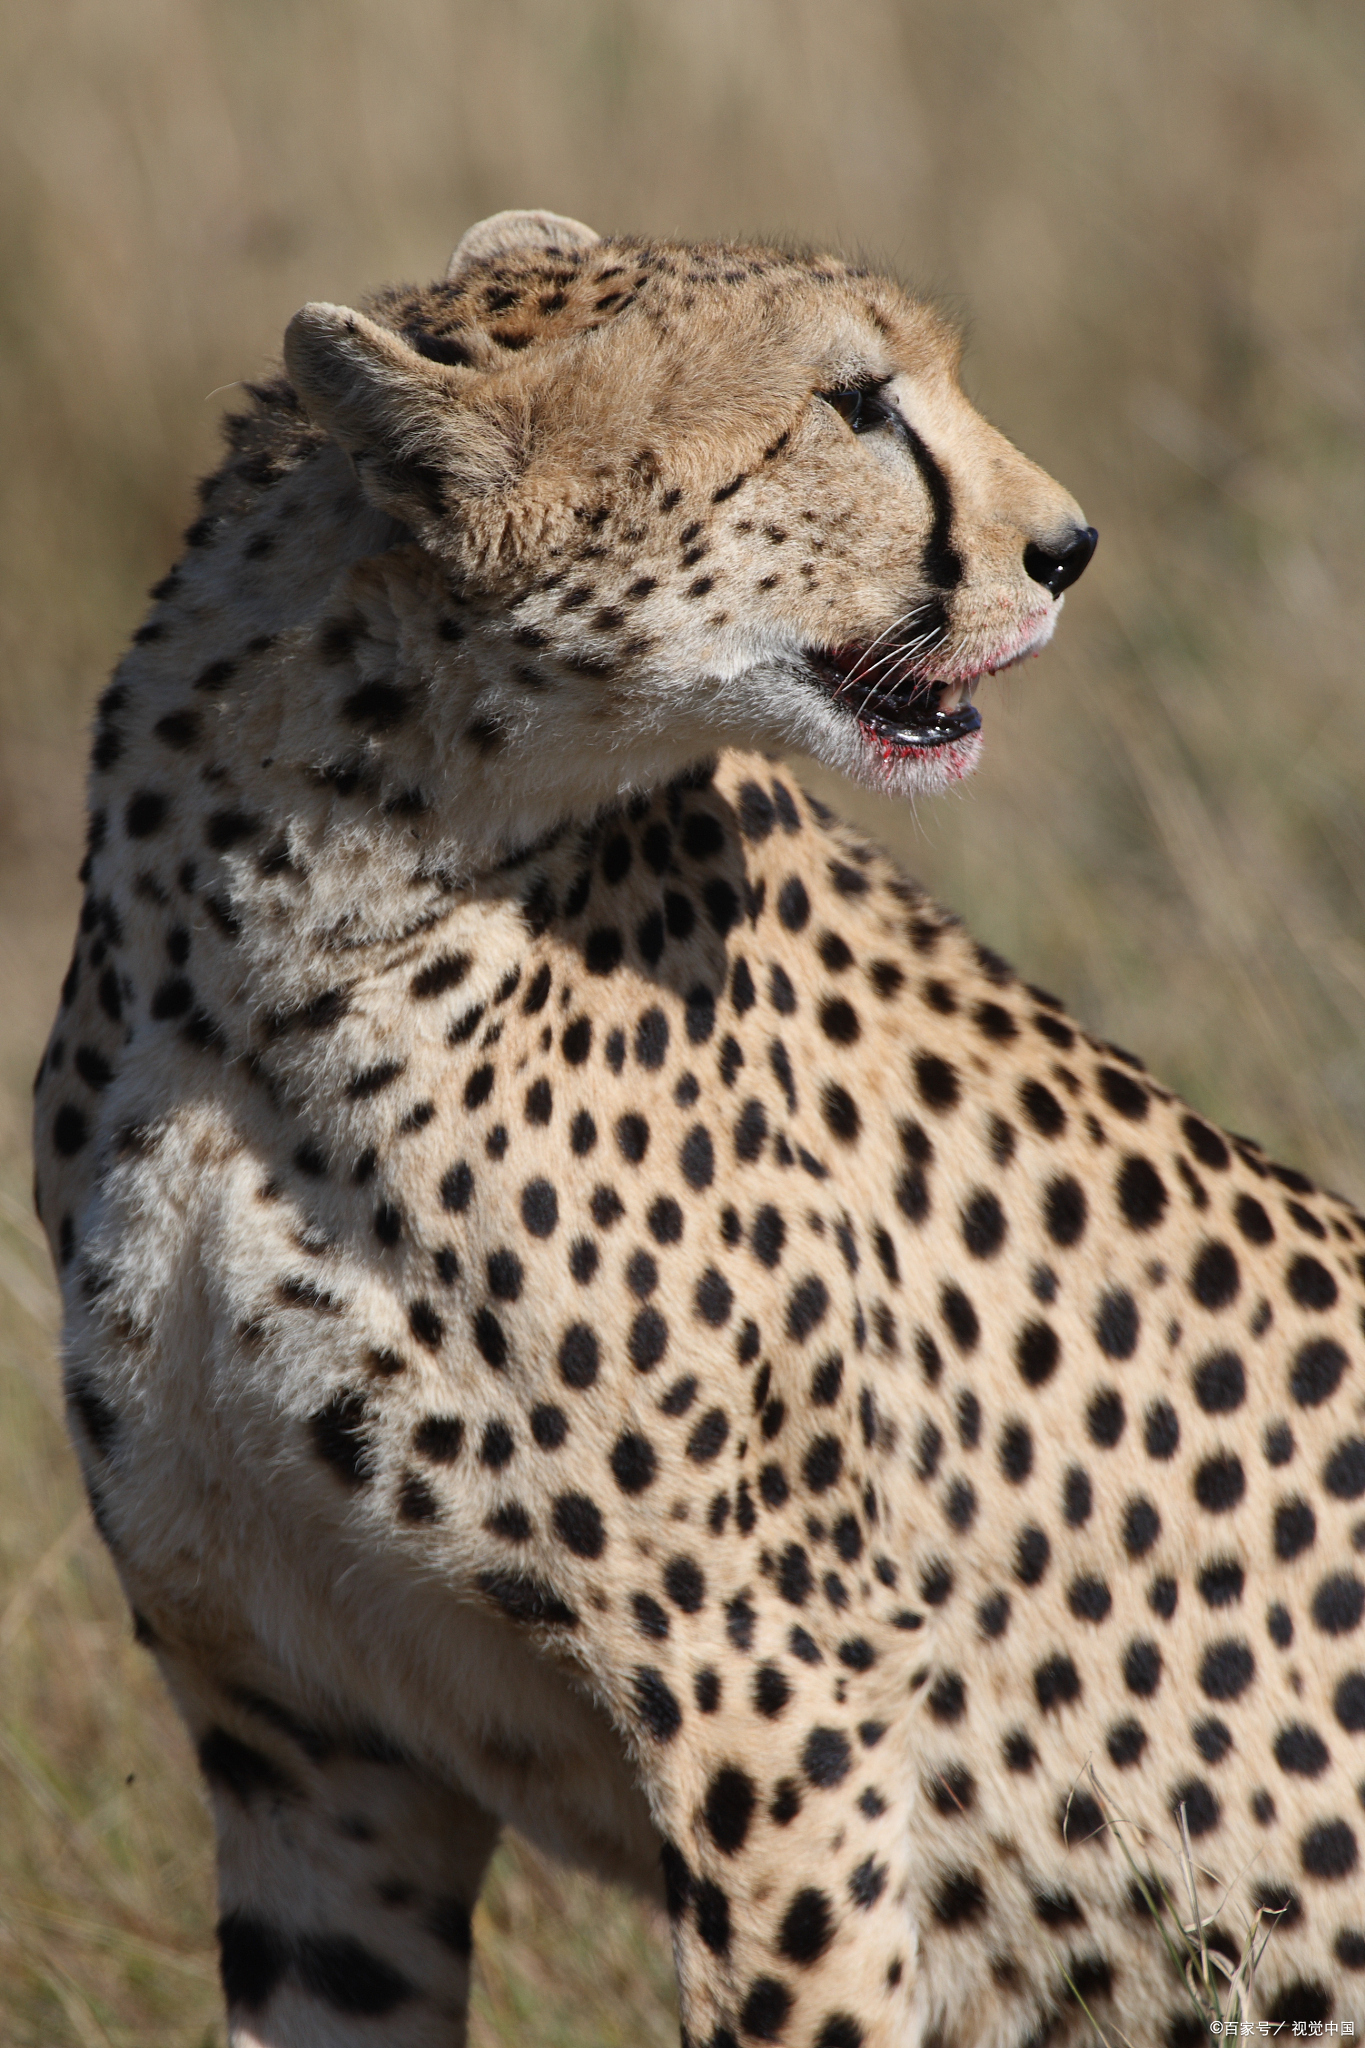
[820, 382, 896, 434]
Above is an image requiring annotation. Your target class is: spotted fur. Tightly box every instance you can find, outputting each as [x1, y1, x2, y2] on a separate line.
[34, 211, 1365, 2044]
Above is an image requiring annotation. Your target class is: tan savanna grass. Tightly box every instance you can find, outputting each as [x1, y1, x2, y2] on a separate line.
[1, 3, 1363, 2039]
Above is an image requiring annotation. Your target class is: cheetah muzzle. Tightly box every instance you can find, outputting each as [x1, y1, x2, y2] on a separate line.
[33, 208, 1362, 2046]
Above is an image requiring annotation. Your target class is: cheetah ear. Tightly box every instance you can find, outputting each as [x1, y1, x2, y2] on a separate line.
[446, 208, 600, 279]
[284, 302, 514, 529]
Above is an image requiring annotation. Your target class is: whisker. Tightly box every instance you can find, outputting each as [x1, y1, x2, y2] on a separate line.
[841, 603, 934, 688]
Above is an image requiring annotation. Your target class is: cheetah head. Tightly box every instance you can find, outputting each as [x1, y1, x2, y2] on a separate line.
[284, 211, 1095, 812]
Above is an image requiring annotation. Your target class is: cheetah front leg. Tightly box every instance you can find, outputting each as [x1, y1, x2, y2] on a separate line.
[165, 1657, 500, 2047]
[615, 1668, 923, 2048]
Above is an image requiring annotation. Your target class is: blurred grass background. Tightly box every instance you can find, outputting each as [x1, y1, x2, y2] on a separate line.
[2, 1, 1363, 2039]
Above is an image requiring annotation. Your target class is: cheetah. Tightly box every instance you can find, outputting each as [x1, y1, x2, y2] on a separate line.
[33, 207, 1365, 2045]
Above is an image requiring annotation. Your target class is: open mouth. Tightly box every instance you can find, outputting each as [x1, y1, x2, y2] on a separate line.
[811, 647, 983, 752]
[808, 620, 1052, 756]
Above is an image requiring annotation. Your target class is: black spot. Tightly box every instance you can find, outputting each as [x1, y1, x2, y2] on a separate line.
[961, 1189, 1006, 1258]
[1312, 1573, 1365, 1635]
[548, 1491, 605, 1560]
[1086, 1389, 1125, 1448]
[914, 1053, 959, 1112]
[1193, 1350, 1245, 1412]
[561, 1016, 593, 1065]
[486, 1501, 532, 1543]
[787, 1275, 830, 1342]
[1249, 1881, 1302, 1931]
[1144, 1400, 1180, 1459]
[151, 976, 194, 1020]
[1117, 1154, 1167, 1229]
[1005, 1730, 1039, 1771]
[1180, 1115, 1229, 1168]
[941, 1285, 979, 1353]
[398, 1471, 438, 1522]
[1191, 1241, 1240, 1308]
[1291, 1337, 1348, 1406]
[1196, 1558, 1243, 1606]
[616, 1113, 649, 1163]
[1014, 1526, 1050, 1586]
[1043, 1173, 1087, 1247]
[978, 1591, 1011, 1638]
[803, 1726, 852, 1786]
[680, 1124, 715, 1190]
[1199, 1638, 1254, 1700]
[694, 1668, 722, 1714]
[928, 1672, 966, 1722]
[293, 1931, 414, 2015]
[519, 1402, 564, 1455]
[821, 1081, 860, 1143]
[933, 1871, 986, 1926]
[1095, 1288, 1139, 1359]
[974, 1000, 1016, 1042]
[413, 1415, 463, 1463]
[1125, 1640, 1163, 1696]
[472, 1307, 507, 1369]
[776, 1544, 814, 1606]
[1098, 1065, 1148, 1118]
[67, 1371, 118, 1454]
[1015, 1320, 1059, 1386]
[1325, 1438, 1365, 1499]
[919, 1558, 953, 1606]
[740, 1978, 793, 2041]
[1335, 1672, 1365, 1731]
[1149, 1576, 1178, 1619]
[687, 1408, 730, 1462]
[632, 1593, 670, 1640]
[704, 1766, 756, 1854]
[216, 1910, 291, 2010]
[1058, 1791, 1106, 1845]
[660, 1838, 692, 1921]
[522, 964, 552, 1014]
[1020, 1078, 1065, 1136]
[1032, 1887, 1084, 1928]
[1069, 1575, 1111, 1623]
[632, 1666, 682, 1742]
[1275, 1722, 1330, 1776]
[310, 1391, 374, 1485]
[125, 791, 170, 838]
[583, 926, 623, 976]
[1194, 1453, 1245, 1514]
[590, 1186, 624, 1231]
[1107, 1719, 1147, 1767]
[349, 1059, 404, 1100]
[523, 1078, 552, 1126]
[553, 1322, 598, 1391]
[1235, 1192, 1275, 1244]
[1169, 1778, 1220, 1839]
[819, 996, 860, 1047]
[515, 1179, 558, 1239]
[462, 1065, 494, 1112]
[611, 1432, 657, 1494]
[486, 1249, 524, 1302]
[778, 1887, 834, 1965]
[410, 951, 471, 1000]
[1288, 1253, 1338, 1310]
[199, 1728, 296, 1805]
[628, 1305, 668, 1372]
[1301, 1820, 1358, 1879]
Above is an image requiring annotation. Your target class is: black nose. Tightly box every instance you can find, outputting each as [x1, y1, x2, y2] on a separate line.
[1023, 525, 1098, 598]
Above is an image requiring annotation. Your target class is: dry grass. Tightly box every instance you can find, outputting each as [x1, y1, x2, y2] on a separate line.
[2, 2, 1363, 2038]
